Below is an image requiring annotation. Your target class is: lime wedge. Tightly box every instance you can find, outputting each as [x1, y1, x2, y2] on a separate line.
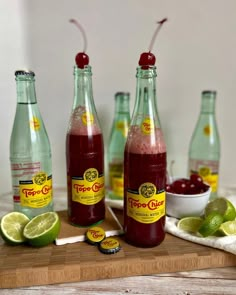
[23, 212, 60, 247]
[177, 217, 203, 233]
[198, 212, 224, 237]
[219, 221, 236, 236]
[204, 197, 236, 221]
[0, 212, 30, 245]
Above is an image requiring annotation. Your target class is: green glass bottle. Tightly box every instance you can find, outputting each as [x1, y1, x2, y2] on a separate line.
[107, 92, 130, 200]
[188, 90, 220, 200]
[66, 65, 105, 226]
[10, 70, 53, 218]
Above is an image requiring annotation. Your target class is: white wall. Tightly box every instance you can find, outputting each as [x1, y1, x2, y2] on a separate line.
[1, 0, 236, 197]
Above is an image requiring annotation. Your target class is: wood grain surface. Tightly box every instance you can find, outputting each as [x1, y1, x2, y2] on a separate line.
[1, 208, 236, 289]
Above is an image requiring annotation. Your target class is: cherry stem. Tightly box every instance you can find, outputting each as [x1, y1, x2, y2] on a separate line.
[69, 18, 87, 53]
[148, 18, 167, 52]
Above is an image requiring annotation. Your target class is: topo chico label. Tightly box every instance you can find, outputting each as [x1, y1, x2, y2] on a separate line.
[141, 117, 155, 135]
[81, 112, 94, 126]
[127, 182, 165, 224]
[189, 158, 219, 193]
[20, 172, 52, 208]
[72, 168, 105, 205]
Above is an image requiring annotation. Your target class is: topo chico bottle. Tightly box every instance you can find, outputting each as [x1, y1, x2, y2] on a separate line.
[10, 70, 53, 219]
[188, 90, 220, 200]
[124, 64, 167, 248]
[66, 65, 105, 226]
[107, 92, 130, 201]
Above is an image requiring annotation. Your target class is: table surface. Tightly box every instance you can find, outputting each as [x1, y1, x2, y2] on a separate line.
[0, 187, 236, 295]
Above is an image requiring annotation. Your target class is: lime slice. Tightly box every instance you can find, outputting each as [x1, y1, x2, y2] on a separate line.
[23, 212, 60, 247]
[0, 212, 30, 245]
[198, 212, 224, 237]
[219, 221, 236, 236]
[204, 197, 236, 221]
[177, 217, 203, 233]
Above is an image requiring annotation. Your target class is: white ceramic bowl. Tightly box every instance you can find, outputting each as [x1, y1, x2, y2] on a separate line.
[166, 178, 211, 219]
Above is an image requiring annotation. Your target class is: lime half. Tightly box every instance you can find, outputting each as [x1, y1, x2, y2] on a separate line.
[198, 212, 224, 237]
[177, 217, 203, 233]
[219, 221, 236, 236]
[204, 197, 236, 221]
[0, 212, 30, 245]
[23, 212, 60, 247]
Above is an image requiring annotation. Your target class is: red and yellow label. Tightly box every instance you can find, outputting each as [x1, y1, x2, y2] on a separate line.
[82, 112, 94, 126]
[127, 182, 165, 224]
[141, 118, 155, 135]
[72, 168, 105, 205]
[20, 172, 52, 208]
[29, 116, 40, 131]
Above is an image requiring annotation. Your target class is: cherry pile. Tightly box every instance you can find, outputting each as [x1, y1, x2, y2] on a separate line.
[166, 174, 210, 195]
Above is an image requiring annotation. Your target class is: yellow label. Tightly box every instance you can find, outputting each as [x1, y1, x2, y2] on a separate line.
[20, 172, 52, 208]
[141, 118, 154, 135]
[82, 112, 94, 126]
[72, 168, 105, 205]
[127, 182, 165, 224]
[198, 167, 218, 193]
[29, 116, 40, 131]
[116, 121, 129, 137]
[112, 176, 124, 198]
[203, 124, 211, 136]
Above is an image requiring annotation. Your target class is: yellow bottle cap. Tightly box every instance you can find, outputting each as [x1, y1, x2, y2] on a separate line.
[99, 237, 121, 254]
[85, 226, 106, 245]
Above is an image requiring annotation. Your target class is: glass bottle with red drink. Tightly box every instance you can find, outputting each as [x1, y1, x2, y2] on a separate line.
[124, 19, 167, 247]
[66, 19, 105, 226]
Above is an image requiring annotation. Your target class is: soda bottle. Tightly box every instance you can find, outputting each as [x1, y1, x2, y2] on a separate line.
[10, 70, 53, 219]
[107, 92, 130, 201]
[188, 90, 220, 200]
[66, 19, 105, 226]
[124, 19, 167, 248]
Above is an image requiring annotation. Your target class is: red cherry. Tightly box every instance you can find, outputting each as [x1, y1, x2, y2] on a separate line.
[139, 52, 156, 67]
[165, 184, 173, 193]
[69, 19, 89, 69]
[190, 174, 203, 187]
[172, 179, 190, 194]
[75, 52, 89, 69]
[138, 18, 167, 68]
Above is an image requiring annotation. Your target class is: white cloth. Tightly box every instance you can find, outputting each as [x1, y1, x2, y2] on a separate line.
[165, 195, 236, 255]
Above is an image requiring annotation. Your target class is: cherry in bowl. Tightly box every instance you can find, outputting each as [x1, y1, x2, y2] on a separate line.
[166, 175, 211, 219]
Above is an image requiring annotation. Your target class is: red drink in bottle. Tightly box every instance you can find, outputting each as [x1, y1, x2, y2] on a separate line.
[124, 126, 166, 247]
[66, 67, 105, 227]
[66, 121, 105, 226]
[124, 18, 167, 247]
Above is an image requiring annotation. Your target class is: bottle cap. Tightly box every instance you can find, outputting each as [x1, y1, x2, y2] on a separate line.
[15, 70, 35, 77]
[98, 237, 121, 254]
[85, 226, 106, 245]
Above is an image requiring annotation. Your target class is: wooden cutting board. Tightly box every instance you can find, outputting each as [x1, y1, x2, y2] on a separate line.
[0, 208, 236, 289]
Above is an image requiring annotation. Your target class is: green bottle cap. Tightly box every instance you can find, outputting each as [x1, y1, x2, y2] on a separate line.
[98, 237, 121, 254]
[85, 226, 106, 245]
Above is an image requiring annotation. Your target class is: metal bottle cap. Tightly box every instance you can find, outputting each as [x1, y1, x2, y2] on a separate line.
[85, 226, 106, 245]
[98, 237, 121, 254]
[15, 70, 35, 77]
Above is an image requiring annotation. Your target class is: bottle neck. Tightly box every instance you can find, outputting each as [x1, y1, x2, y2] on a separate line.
[15, 75, 37, 104]
[131, 66, 159, 126]
[73, 65, 94, 109]
[114, 92, 130, 115]
[200, 91, 216, 114]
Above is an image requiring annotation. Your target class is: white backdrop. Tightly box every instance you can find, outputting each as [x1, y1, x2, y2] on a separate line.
[1, 0, 236, 197]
